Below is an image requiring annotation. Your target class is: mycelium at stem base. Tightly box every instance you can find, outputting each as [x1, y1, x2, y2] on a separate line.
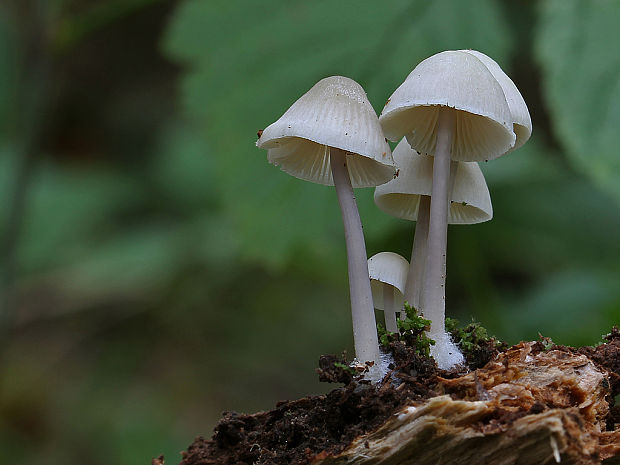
[330, 147, 380, 366]
[420, 107, 464, 369]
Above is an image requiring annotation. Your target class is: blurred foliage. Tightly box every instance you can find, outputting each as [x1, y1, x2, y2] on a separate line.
[162, 0, 513, 268]
[537, 0, 620, 201]
[0, 0, 619, 464]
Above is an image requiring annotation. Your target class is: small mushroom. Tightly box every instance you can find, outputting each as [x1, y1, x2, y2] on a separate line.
[374, 138, 492, 312]
[380, 50, 518, 368]
[257, 76, 397, 365]
[368, 252, 409, 333]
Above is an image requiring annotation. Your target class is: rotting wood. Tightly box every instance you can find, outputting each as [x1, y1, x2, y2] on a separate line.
[312, 342, 618, 465]
[174, 336, 620, 465]
[312, 397, 605, 465]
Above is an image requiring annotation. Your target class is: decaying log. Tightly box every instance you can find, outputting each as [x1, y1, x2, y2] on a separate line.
[313, 342, 619, 465]
[313, 396, 612, 465]
[173, 337, 620, 465]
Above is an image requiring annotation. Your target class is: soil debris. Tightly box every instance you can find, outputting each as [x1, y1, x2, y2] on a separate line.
[316, 355, 356, 385]
[174, 329, 620, 465]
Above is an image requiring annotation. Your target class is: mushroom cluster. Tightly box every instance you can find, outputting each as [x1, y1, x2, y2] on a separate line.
[257, 50, 530, 373]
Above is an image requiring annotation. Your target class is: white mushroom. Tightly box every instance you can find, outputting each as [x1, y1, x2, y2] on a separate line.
[257, 76, 397, 365]
[380, 50, 519, 369]
[368, 252, 409, 333]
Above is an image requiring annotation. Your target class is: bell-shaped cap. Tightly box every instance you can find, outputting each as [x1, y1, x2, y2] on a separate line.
[460, 50, 532, 151]
[380, 50, 515, 162]
[368, 252, 408, 311]
[374, 139, 493, 224]
[257, 76, 397, 187]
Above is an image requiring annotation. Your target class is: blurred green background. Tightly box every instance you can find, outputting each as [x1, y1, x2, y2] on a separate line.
[0, 0, 619, 463]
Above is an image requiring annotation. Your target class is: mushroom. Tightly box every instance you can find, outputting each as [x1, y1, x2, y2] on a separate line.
[379, 50, 518, 368]
[374, 138, 492, 311]
[257, 76, 397, 365]
[367, 252, 409, 333]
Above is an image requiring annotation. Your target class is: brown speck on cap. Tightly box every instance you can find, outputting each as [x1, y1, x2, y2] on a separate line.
[257, 129, 263, 139]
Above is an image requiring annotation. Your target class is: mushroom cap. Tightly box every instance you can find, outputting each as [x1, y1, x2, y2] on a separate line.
[257, 76, 397, 187]
[374, 138, 493, 224]
[459, 50, 532, 151]
[379, 50, 516, 162]
[368, 252, 409, 311]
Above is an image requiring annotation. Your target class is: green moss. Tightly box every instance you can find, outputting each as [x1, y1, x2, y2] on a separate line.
[333, 362, 356, 375]
[446, 317, 506, 369]
[377, 303, 435, 357]
[445, 318, 492, 351]
[539, 335, 555, 351]
[377, 323, 391, 348]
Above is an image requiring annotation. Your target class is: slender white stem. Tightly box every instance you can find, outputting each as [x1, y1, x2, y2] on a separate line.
[330, 147, 379, 364]
[404, 195, 430, 313]
[382, 283, 397, 333]
[421, 108, 455, 337]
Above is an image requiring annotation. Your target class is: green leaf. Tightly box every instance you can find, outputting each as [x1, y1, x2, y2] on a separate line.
[536, 0, 620, 201]
[163, 0, 515, 268]
[472, 137, 620, 274]
[479, 136, 563, 188]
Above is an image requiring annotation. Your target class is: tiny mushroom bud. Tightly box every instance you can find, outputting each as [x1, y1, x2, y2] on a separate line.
[380, 50, 521, 369]
[257, 76, 397, 366]
[368, 252, 409, 333]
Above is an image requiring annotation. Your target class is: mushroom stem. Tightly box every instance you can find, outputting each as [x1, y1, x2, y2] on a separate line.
[404, 195, 430, 313]
[330, 147, 380, 364]
[382, 282, 398, 333]
[420, 108, 455, 337]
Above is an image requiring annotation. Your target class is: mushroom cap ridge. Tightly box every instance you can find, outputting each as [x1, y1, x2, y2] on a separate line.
[374, 138, 493, 224]
[380, 50, 516, 162]
[257, 76, 397, 187]
[459, 49, 532, 151]
[368, 252, 409, 311]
